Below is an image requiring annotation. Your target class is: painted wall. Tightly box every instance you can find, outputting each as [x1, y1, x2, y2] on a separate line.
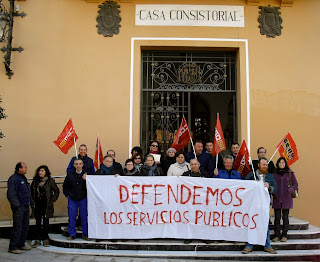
[0, 0, 319, 227]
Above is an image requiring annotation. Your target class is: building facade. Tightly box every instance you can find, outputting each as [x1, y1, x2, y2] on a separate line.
[0, 0, 319, 226]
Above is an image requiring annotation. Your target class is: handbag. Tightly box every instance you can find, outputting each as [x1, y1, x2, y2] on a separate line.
[288, 171, 298, 198]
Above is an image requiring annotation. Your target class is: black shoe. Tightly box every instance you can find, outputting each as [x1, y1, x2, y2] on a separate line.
[184, 240, 192, 244]
[110, 239, 117, 243]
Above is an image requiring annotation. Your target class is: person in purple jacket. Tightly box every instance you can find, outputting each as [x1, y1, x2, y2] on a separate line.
[272, 157, 298, 242]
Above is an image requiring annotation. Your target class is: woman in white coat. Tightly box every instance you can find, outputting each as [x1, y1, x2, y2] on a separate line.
[167, 152, 190, 176]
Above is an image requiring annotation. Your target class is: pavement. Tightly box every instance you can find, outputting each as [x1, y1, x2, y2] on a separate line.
[0, 238, 250, 262]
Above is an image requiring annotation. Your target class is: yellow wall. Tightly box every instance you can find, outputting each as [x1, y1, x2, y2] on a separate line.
[0, 0, 319, 226]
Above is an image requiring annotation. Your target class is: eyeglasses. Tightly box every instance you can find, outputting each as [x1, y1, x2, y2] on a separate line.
[259, 151, 266, 154]
[151, 144, 158, 147]
[134, 157, 141, 160]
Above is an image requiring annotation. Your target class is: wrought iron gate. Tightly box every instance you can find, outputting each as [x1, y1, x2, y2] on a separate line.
[140, 51, 237, 154]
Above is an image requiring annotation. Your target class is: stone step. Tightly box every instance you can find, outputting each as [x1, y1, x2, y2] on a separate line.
[60, 223, 320, 241]
[269, 216, 309, 230]
[48, 233, 320, 251]
[37, 245, 320, 261]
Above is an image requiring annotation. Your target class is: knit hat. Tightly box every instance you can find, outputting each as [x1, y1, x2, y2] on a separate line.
[166, 148, 177, 155]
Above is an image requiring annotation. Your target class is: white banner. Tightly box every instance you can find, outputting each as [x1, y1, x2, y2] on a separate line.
[87, 176, 269, 245]
[135, 5, 245, 27]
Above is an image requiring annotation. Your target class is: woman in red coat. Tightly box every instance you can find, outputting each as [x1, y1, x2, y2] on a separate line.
[272, 157, 298, 242]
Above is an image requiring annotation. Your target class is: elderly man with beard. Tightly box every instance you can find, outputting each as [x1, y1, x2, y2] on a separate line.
[242, 157, 278, 254]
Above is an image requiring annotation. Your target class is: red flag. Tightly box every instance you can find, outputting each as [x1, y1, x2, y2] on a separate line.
[94, 135, 103, 170]
[171, 116, 191, 151]
[212, 114, 226, 157]
[53, 118, 78, 154]
[277, 132, 299, 166]
[234, 139, 251, 178]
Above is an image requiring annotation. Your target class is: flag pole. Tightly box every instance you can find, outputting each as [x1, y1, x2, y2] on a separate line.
[98, 134, 100, 168]
[246, 140, 257, 180]
[268, 148, 279, 164]
[190, 136, 197, 160]
[70, 116, 78, 159]
[214, 113, 219, 169]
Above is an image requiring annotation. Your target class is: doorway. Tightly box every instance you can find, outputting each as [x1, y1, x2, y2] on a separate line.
[140, 50, 237, 154]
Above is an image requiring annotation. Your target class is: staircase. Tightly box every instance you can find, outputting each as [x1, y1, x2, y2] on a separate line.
[37, 217, 320, 261]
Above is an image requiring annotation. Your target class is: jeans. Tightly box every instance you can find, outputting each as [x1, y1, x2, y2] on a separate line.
[35, 215, 50, 240]
[274, 208, 289, 238]
[9, 205, 30, 250]
[246, 226, 271, 249]
[68, 197, 88, 237]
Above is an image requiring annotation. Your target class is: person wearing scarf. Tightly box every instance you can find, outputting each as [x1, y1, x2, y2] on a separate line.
[123, 159, 141, 176]
[95, 155, 121, 176]
[272, 157, 298, 243]
[132, 153, 144, 172]
[167, 152, 190, 176]
[31, 165, 59, 248]
[140, 154, 165, 176]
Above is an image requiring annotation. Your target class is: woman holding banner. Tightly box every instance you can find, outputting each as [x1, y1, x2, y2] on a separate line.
[272, 157, 298, 242]
[167, 152, 190, 176]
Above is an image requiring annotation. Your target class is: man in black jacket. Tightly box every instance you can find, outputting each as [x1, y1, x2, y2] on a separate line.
[63, 159, 88, 240]
[7, 162, 32, 254]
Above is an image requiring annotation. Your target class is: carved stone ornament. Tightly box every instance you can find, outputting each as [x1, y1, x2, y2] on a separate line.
[96, 1, 121, 37]
[258, 6, 283, 38]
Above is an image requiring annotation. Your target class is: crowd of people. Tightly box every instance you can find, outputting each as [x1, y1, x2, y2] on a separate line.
[6, 141, 298, 256]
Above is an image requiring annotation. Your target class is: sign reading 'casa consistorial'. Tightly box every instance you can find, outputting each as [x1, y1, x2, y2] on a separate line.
[135, 5, 244, 27]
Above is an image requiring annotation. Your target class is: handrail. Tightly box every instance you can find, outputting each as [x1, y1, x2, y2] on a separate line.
[0, 175, 66, 189]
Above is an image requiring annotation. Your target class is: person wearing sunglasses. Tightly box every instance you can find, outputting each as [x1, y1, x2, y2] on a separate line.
[132, 153, 144, 172]
[146, 141, 163, 166]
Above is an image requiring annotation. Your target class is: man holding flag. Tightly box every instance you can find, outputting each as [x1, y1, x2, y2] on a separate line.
[67, 144, 95, 175]
[211, 113, 227, 169]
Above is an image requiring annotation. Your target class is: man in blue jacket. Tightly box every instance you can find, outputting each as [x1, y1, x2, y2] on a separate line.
[242, 157, 278, 254]
[185, 141, 214, 177]
[67, 144, 95, 175]
[63, 159, 88, 240]
[7, 162, 32, 254]
[213, 155, 242, 179]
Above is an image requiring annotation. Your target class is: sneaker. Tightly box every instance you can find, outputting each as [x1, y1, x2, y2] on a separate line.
[19, 245, 32, 251]
[272, 237, 280, 242]
[32, 240, 41, 248]
[281, 237, 288, 242]
[242, 246, 252, 254]
[43, 240, 50, 247]
[8, 249, 22, 254]
[264, 247, 277, 254]
[184, 240, 192, 244]
[67, 236, 76, 240]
